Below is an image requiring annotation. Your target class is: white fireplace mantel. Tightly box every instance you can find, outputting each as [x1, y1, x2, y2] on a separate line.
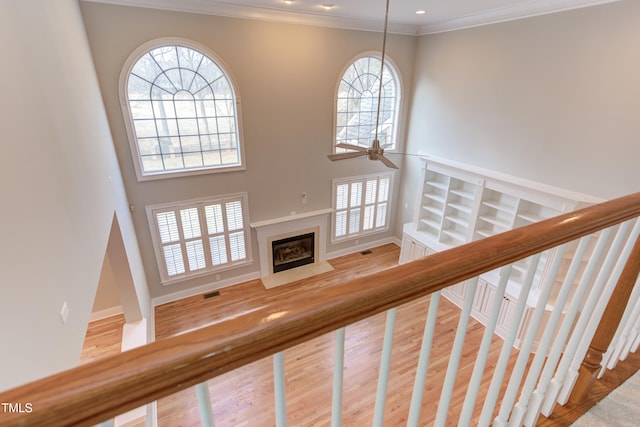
[251, 208, 333, 278]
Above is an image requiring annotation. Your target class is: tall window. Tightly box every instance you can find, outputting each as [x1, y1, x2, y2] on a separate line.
[147, 194, 252, 284]
[122, 40, 244, 180]
[333, 173, 393, 241]
[334, 55, 400, 152]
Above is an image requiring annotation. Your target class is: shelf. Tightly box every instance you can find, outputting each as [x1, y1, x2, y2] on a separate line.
[441, 228, 466, 244]
[424, 193, 446, 204]
[478, 214, 511, 229]
[481, 200, 516, 214]
[426, 181, 448, 191]
[448, 202, 473, 214]
[422, 205, 444, 216]
[419, 217, 441, 230]
[444, 215, 469, 227]
[449, 188, 475, 200]
[517, 212, 546, 223]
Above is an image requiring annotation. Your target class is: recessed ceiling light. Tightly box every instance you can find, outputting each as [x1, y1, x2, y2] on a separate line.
[416, 10, 427, 15]
[321, 3, 335, 10]
[283, 0, 295, 5]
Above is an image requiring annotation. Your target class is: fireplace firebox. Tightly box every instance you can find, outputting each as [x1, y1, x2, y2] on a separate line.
[271, 232, 315, 273]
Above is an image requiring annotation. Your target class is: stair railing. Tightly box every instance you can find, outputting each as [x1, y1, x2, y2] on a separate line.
[1, 193, 640, 427]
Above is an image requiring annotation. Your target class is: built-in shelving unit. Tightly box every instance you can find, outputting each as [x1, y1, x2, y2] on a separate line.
[401, 156, 602, 350]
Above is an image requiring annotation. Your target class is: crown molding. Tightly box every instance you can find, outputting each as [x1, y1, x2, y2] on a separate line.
[80, 0, 419, 35]
[416, 0, 622, 35]
[82, 0, 621, 37]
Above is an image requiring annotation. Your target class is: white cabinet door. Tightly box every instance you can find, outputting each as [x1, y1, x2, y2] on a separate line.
[399, 234, 427, 264]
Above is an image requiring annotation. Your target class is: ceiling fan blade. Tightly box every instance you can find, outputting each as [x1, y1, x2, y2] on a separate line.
[378, 154, 399, 169]
[380, 143, 392, 150]
[336, 143, 367, 152]
[328, 152, 368, 161]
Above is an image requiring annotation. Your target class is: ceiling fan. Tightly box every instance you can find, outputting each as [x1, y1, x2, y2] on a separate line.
[327, 0, 399, 170]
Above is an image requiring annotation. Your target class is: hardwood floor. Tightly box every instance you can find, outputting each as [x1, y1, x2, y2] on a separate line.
[80, 313, 125, 365]
[154, 244, 517, 426]
[83, 243, 640, 425]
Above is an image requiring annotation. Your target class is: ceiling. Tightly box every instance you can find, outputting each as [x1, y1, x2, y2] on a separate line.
[83, 0, 621, 34]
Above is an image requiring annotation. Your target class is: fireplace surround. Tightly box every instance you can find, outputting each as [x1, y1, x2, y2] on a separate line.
[251, 209, 332, 280]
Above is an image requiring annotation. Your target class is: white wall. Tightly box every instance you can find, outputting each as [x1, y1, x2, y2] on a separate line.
[79, 2, 416, 300]
[0, 0, 149, 391]
[400, 0, 640, 225]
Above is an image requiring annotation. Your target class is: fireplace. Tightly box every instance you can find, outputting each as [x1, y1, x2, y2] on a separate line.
[272, 232, 315, 273]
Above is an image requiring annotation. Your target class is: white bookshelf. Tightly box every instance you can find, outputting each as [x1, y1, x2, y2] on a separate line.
[401, 156, 602, 350]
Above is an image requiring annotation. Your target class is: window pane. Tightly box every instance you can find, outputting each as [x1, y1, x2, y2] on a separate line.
[156, 212, 180, 243]
[378, 177, 390, 202]
[226, 201, 243, 231]
[163, 244, 185, 276]
[349, 208, 361, 234]
[335, 211, 347, 237]
[350, 182, 362, 208]
[180, 208, 201, 239]
[185, 240, 206, 271]
[210, 235, 228, 265]
[365, 179, 377, 205]
[363, 205, 375, 230]
[205, 204, 225, 234]
[376, 203, 388, 228]
[229, 232, 246, 261]
[336, 184, 349, 210]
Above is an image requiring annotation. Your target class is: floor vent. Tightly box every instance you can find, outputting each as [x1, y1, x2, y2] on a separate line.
[360, 249, 373, 255]
[203, 290, 221, 299]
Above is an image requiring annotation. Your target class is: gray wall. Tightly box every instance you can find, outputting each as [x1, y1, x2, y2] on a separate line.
[399, 0, 640, 225]
[80, 2, 416, 299]
[0, 0, 149, 391]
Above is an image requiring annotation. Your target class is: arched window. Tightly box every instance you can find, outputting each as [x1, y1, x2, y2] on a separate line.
[334, 54, 401, 152]
[121, 40, 244, 180]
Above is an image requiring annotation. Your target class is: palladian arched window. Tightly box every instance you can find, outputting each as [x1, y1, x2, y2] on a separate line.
[121, 39, 244, 180]
[334, 54, 401, 152]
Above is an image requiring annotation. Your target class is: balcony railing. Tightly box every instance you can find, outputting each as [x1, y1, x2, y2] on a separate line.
[1, 193, 640, 426]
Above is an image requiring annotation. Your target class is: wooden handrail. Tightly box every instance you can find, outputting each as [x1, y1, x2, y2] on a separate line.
[1, 192, 640, 427]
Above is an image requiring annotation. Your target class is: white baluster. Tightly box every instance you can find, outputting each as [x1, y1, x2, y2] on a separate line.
[434, 278, 478, 427]
[503, 246, 566, 427]
[515, 237, 591, 427]
[558, 219, 640, 404]
[195, 382, 215, 427]
[95, 420, 114, 427]
[479, 254, 541, 427]
[407, 292, 441, 427]
[602, 276, 640, 372]
[534, 228, 613, 418]
[372, 308, 397, 427]
[472, 264, 511, 426]
[274, 351, 287, 427]
[332, 327, 346, 427]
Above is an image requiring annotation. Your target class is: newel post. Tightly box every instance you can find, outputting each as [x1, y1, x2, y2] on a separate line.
[569, 232, 640, 404]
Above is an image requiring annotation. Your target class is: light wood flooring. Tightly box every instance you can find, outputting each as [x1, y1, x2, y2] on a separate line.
[82, 243, 640, 426]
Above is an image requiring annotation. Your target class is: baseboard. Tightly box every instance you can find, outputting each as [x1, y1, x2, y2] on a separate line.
[151, 271, 261, 307]
[90, 306, 123, 322]
[326, 236, 400, 260]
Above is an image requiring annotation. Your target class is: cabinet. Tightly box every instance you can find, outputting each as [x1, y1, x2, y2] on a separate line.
[399, 232, 429, 265]
[401, 156, 601, 350]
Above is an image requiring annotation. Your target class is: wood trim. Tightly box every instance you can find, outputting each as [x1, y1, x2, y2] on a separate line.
[1, 192, 640, 427]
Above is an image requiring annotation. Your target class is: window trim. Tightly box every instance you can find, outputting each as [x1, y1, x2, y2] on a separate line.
[119, 37, 246, 181]
[332, 51, 403, 155]
[331, 172, 394, 243]
[146, 192, 253, 285]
